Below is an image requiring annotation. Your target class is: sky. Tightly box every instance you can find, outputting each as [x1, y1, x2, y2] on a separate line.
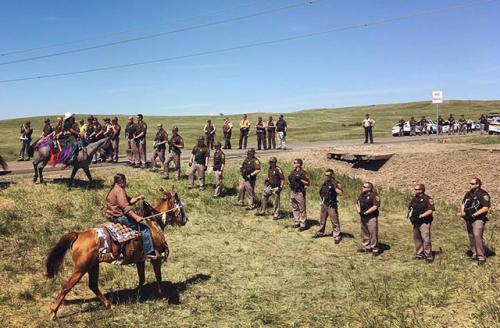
[0, 0, 499, 119]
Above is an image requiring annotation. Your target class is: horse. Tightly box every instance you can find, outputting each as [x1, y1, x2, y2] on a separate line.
[45, 188, 187, 320]
[30, 137, 109, 187]
[0, 154, 7, 170]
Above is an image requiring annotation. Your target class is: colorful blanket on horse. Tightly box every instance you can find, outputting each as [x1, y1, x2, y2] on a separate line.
[35, 135, 78, 167]
[95, 222, 141, 264]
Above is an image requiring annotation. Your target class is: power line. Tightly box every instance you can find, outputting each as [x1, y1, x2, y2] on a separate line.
[0, 0, 318, 66]
[0, 0, 270, 57]
[0, 0, 495, 84]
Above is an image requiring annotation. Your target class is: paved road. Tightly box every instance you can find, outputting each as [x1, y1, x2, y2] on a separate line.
[0, 134, 474, 181]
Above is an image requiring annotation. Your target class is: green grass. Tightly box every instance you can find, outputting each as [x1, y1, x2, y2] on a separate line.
[0, 160, 498, 327]
[1, 100, 499, 160]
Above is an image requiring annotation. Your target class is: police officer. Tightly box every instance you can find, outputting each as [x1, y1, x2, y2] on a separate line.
[408, 184, 435, 263]
[255, 157, 284, 219]
[110, 117, 121, 163]
[255, 117, 267, 150]
[267, 116, 276, 149]
[362, 114, 375, 144]
[239, 114, 250, 149]
[212, 141, 225, 198]
[204, 119, 216, 150]
[461, 177, 491, 266]
[458, 115, 466, 135]
[409, 116, 417, 136]
[163, 126, 184, 179]
[448, 114, 456, 135]
[188, 136, 209, 190]
[222, 117, 233, 149]
[437, 115, 445, 135]
[419, 116, 428, 136]
[398, 118, 405, 137]
[151, 123, 168, 171]
[135, 114, 148, 168]
[237, 148, 261, 209]
[356, 182, 381, 255]
[288, 159, 310, 231]
[124, 117, 135, 165]
[313, 169, 343, 243]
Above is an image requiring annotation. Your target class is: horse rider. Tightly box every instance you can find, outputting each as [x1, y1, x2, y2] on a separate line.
[105, 173, 157, 259]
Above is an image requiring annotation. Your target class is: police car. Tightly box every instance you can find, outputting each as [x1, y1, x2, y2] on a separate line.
[488, 114, 500, 134]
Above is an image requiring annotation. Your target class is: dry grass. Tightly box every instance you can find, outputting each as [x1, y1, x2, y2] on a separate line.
[0, 159, 498, 327]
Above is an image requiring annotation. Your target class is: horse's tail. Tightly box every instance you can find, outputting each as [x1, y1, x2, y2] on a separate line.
[46, 232, 79, 279]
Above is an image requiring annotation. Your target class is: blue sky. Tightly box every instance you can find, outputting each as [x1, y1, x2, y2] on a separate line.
[0, 0, 499, 119]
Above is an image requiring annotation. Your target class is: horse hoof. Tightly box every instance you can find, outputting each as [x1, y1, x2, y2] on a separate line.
[106, 303, 116, 310]
[49, 311, 57, 321]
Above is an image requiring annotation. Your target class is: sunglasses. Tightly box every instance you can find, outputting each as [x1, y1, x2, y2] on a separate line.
[363, 186, 371, 188]
[469, 182, 477, 185]
[414, 188, 422, 191]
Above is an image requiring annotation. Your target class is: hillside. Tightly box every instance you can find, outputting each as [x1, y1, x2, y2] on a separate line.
[0, 100, 498, 160]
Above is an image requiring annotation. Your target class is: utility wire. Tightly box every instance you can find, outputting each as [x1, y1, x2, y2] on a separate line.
[0, 0, 495, 84]
[0, 0, 318, 66]
[0, 0, 270, 57]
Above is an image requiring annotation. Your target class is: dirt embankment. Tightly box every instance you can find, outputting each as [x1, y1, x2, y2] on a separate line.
[276, 141, 500, 213]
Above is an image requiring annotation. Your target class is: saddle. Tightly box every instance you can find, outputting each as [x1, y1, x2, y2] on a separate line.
[95, 223, 141, 264]
[95, 222, 168, 264]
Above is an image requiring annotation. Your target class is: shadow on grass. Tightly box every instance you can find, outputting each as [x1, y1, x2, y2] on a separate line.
[221, 187, 237, 197]
[62, 273, 211, 311]
[466, 247, 496, 258]
[50, 178, 105, 189]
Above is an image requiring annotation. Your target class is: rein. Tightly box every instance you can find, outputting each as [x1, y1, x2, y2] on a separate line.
[138, 199, 182, 220]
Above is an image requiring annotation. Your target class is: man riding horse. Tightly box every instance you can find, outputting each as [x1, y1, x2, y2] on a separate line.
[46, 177, 187, 320]
[105, 173, 157, 260]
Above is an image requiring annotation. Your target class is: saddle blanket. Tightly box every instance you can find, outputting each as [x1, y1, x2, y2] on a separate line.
[95, 223, 141, 264]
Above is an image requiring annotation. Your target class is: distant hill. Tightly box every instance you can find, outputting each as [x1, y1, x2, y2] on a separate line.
[1, 100, 498, 160]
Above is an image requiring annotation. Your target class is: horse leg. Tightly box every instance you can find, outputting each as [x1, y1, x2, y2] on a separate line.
[68, 165, 78, 189]
[136, 261, 145, 294]
[38, 159, 47, 184]
[88, 263, 114, 309]
[152, 260, 165, 298]
[33, 159, 39, 183]
[83, 165, 93, 189]
[49, 270, 85, 320]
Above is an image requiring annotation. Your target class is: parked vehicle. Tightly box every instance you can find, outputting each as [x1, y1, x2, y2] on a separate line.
[488, 117, 500, 134]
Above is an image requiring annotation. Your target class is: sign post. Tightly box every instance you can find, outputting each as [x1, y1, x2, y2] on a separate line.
[432, 91, 443, 138]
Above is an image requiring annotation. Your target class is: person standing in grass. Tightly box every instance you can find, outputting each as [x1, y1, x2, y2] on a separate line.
[356, 182, 381, 255]
[255, 116, 267, 150]
[254, 157, 284, 219]
[222, 117, 233, 149]
[18, 120, 33, 161]
[479, 114, 488, 135]
[135, 114, 148, 169]
[409, 116, 417, 136]
[362, 114, 375, 144]
[236, 148, 261, 209]
[407, 183, 435, 263]
[288, 159, 310, 231]
[461, 177, 491, 266]
[313, 169, 343, 243]
[204, 119, 216, 150]
[151, 123, 167, 171]
[212, 141, 225, 198]
[267, 116, 276, 149]
[163, 126, 184, 180]
[276, 114, 287, 150]
[188, 136, 210, 190]
[238, 114, 250, 149]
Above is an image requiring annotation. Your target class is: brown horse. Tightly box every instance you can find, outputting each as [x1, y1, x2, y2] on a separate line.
[45, 188, 187, 320]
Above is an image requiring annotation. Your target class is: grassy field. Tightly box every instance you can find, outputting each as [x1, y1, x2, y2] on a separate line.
[1, 100, 498, 160]
[450, 135, 500, 145]
[0, 159, 498, 327]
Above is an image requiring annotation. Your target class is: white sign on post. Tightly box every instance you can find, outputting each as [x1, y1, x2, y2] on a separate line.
[432, 90, 443, 104]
